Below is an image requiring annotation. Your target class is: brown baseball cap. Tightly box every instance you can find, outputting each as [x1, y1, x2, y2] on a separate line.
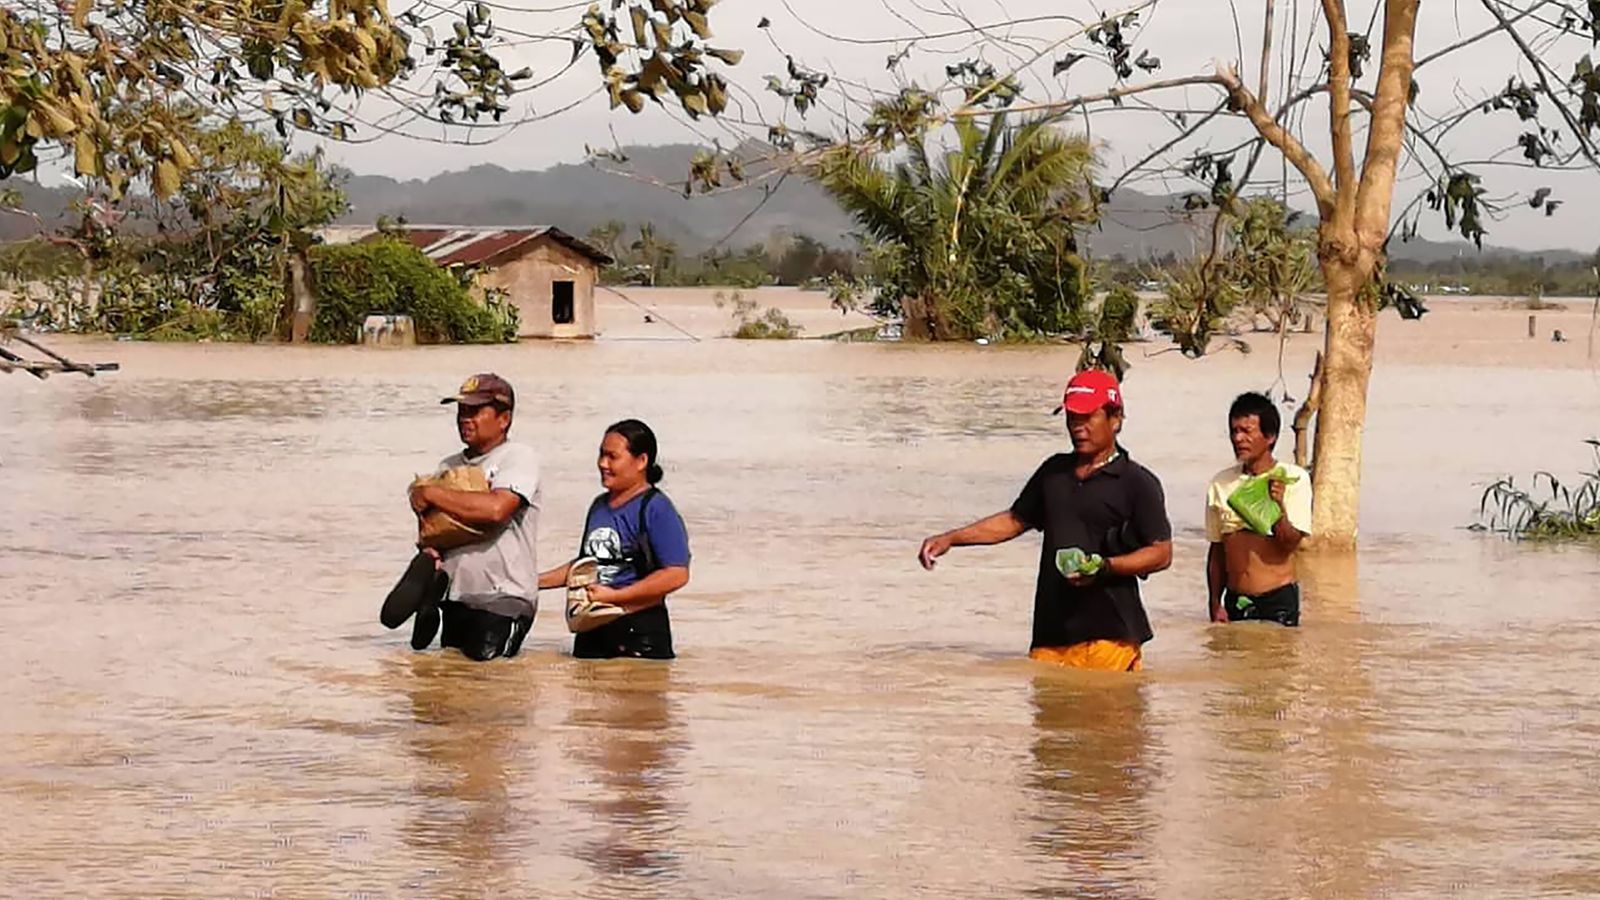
[440, 373, 515, 409]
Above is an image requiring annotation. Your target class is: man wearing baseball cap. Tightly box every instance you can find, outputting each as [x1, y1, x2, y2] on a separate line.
[382, 372, 544, 660]
[918, 368, 1173, 671]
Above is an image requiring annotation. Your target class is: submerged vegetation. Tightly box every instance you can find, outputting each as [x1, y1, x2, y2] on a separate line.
[716, 291, 803, 340]
[814, 106, 1097, 342]
[0, 121, 515, 344]
[309, 239, 518, 344]
[1476, 441, 1600, 540]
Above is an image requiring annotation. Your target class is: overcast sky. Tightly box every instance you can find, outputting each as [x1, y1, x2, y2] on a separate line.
[305, 0, 1600, 253]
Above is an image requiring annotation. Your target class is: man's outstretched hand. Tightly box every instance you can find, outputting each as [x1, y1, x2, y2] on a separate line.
[918, 534, 952, 571]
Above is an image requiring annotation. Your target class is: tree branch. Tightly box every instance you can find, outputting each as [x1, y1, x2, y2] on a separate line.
[775, 0, 1114, 47]
[1413, 3, 1539, 70]
[952, 0, 1164, 113]
[1353, 0, 1422, 246]
[1476, 0, 1600, 169]
[951, 74, 1229, 117]
[1215, 66, 1338, 218]
[1108, 102, 1227, 197]
[1259, 0, 1276, 104]
[1321, 0, 1359, 229]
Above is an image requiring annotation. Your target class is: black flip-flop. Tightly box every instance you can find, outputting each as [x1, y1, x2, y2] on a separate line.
[382, 552, 445, 629]
[411, 593, 443, 649]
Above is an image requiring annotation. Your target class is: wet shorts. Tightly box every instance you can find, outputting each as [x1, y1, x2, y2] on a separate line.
[572, 604, 675, 660]
[1029, 640, 1143, 672]
[1223, 582, 1301, 627]
[439, 601, 533, 661]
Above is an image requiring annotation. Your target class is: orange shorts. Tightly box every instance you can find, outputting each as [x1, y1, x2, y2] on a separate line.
[1029, 640, 1143, 672]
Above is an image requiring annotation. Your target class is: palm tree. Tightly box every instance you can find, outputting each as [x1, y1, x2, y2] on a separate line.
[815, 109, 1097, 340]
[585, 219, 627, 260]
[628, 223, 677, 286]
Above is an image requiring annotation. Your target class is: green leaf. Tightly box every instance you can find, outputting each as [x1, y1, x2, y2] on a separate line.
[14, 144, 37, 175]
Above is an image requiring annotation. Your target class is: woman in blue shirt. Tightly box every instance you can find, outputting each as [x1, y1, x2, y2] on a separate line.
[539, 419, 691, 659]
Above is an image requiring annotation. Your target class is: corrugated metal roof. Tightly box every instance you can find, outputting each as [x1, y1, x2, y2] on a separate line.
[335, 226, 613, 267]
[399, 228, 455, 250]
[428, 230, 538, 267]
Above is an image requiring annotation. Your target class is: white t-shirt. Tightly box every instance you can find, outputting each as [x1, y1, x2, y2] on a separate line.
[1204, 461, 1313, 542]
[435, 441, 542, 602]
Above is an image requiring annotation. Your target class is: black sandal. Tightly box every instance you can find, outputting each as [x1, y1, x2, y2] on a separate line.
[411, 586, 445, 649]
[382, 552, 446, 629]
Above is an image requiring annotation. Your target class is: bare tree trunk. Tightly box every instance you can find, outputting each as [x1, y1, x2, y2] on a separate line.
[901, 294, 934, 340]
[287, 249, 315, 343]
[1292, 351, 1324, 468]
[1309, 261, 1378, 548]
[79, 257, 94, 328]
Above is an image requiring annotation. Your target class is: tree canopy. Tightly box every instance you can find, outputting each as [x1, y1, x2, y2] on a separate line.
[815, 110, 1097, 340]
[0, 0, 739, 196]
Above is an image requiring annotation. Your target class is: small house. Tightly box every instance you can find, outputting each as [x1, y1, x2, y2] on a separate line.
[326, 225, 614, 339]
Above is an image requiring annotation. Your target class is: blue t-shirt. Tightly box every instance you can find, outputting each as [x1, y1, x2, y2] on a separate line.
[581, 489, 691, 588]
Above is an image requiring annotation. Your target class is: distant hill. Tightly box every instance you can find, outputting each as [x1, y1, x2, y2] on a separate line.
[4, 142, 1590, 267]
[1376, 236, 1588, 267]
[337, 143, 858, 253]
[0, 181, 77, 240]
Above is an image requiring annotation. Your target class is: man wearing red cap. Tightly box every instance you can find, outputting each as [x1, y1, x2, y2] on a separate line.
[918, 369, 1173, 671]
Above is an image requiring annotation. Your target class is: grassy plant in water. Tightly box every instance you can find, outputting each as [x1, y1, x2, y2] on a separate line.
[1477, 440, 1600, 539]
[717, 291, 802, 339]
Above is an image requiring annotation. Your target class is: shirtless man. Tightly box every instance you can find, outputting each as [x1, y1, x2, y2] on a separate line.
[1205, 392, 1312, 627]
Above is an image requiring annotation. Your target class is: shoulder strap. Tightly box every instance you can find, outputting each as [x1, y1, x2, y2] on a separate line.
[634, 487, 660, 576]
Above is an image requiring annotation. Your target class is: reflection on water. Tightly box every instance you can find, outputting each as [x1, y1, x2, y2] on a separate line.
[398, 655, 535, 898]
[1191, 552, 1398, 899]
[1027, 674, 1155, 899]
[5, 341, 1600, 898]
[564, 663, 684, 893]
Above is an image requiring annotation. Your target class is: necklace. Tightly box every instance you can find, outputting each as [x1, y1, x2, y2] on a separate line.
[1079, 448, 1120, 476]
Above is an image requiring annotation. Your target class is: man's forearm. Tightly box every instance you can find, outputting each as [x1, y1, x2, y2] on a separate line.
[945, 511, 1028, 547]
[1271, 516, 1304, 552]
[422, 487, 521, 527]
[1107, 541, 1172, 579]
[1206, 544, 1226, 613]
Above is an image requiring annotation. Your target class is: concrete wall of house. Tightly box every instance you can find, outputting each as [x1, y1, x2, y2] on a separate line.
[477, 239, 598, 339]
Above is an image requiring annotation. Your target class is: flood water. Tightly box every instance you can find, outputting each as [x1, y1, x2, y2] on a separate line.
[4, 336, 1600, 899]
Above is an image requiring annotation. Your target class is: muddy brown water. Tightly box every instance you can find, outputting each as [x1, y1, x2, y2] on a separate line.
[4, 337, 1600, 899]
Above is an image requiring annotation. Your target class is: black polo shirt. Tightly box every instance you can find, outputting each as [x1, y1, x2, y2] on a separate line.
[1010, 447, 1172, 649]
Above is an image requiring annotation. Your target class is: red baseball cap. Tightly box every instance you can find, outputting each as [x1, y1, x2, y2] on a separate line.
[1052, 369, 1123, 415]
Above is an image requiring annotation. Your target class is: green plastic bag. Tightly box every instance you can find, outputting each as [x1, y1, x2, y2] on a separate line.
[1226, 466, 1299, 536]
[1055, 547, 1105, 578]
